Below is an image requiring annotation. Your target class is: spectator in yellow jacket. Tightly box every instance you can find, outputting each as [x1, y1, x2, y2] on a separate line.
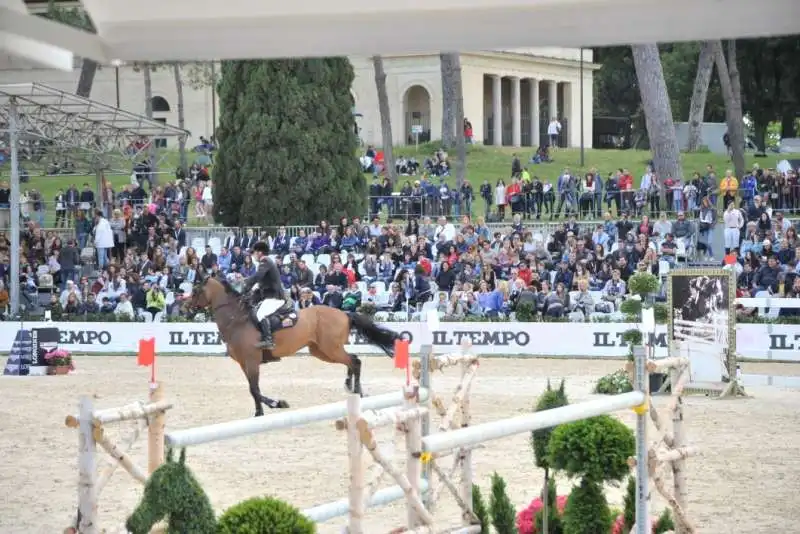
[720, 170, 739, 208]
[145, 286, 166, 322]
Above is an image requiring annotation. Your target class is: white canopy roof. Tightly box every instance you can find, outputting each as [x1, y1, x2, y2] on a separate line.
[1, 0, 799, 68]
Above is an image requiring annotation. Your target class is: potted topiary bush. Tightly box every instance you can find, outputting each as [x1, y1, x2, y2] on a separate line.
[547, 416, 635, 534]
[528, 380, 569, 533]
[217, 496, 315, 534]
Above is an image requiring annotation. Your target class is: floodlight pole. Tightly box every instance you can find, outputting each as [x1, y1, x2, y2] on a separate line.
[9, 98, 21, 317]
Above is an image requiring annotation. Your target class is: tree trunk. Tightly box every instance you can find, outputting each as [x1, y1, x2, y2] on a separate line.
[75, 60, 98, 98]
[753, 121, 768, 152]
[686, 42, 714, 152]
[143, 64, 158, 185]
[631, 44, 683, 193]
[712, 41, 746, 180]
[780, 111, 797, 139]
[449, 53, 467, 191]
[372, 56, 396, 184]
[173, 64, 188, 176]
[440, 53, 457, 149]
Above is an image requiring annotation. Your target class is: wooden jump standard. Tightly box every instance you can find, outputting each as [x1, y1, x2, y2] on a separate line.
[335, 342, 481, 533]
[64, 383, 172, 534]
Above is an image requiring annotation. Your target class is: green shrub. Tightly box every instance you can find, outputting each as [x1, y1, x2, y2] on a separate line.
[594, 369, 633, 395]
[653, 302, 669, 323]
[489, 472, 517, 534]
[471, 484, 490, 534]
[619, 298, 642, 316]
[654, 508, 676, 534]
[627, 272, 659, 297]
[623, 476, 636, 532]
[562, 479, 611, 534]
[531, 379, 569, 470]
[547, 416, 635, 483]
[514, 302, 538, 322]
[217, 497, 316, 534]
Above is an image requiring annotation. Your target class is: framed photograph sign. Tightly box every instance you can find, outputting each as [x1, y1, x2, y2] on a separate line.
[667, 268, 736, 379]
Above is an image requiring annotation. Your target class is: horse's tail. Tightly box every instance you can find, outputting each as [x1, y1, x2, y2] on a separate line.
[347, 312, 399, 358]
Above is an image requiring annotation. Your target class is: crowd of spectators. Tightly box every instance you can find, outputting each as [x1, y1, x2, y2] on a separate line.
[3, 153, 800, 324]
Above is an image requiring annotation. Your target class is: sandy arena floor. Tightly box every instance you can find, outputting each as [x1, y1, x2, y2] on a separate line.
[1, 356, 799, 534]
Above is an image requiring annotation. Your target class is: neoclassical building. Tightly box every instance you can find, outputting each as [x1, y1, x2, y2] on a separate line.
[0, 48, 595, 149]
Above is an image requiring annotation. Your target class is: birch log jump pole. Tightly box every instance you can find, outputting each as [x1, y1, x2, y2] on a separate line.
[627, 353, 697, 534]
[64, 383, 171, 534]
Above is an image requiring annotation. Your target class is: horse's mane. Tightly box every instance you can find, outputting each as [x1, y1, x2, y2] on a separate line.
[214, 276, 242, 299]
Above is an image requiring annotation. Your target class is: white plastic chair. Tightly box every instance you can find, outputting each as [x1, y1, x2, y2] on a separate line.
[316, 254, 331, 267]
[659, 260, 671, 279]
[165, 291, 175, 306]
[207, 237, 222, 256]
[374, 311, 391, 321]
[675, 240, 687, 262]
[301, 254, 316, 265]
[190, 237, 206, 252]
[356, 281, 368, 294]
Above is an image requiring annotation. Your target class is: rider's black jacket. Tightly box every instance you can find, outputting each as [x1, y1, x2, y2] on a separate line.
[242, 257, 284, 301]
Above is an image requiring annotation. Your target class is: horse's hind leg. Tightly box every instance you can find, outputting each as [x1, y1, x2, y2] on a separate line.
[348, 354, 363, 396]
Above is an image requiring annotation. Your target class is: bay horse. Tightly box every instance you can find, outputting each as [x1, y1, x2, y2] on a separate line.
[189, 276, 399, 416]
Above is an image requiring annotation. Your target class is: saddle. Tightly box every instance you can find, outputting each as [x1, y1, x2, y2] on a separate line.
[265, 301, 298, 332]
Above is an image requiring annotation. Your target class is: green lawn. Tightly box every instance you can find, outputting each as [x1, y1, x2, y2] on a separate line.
[1, 145, 796, 227]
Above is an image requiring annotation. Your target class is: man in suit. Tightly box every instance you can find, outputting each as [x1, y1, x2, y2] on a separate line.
[137, 252, 152, 278]
[223, 230, 238, 251]
[242, 241, 285, 349]
[173, 221, 187, 249]
[239, 228, 257, 251]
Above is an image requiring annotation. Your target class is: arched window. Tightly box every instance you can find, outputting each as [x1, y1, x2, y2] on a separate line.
[151, 96, 170, 113]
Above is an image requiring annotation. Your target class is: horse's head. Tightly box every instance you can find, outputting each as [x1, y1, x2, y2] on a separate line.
[188, 275, 213, 311]
[126, 449, 215, 534]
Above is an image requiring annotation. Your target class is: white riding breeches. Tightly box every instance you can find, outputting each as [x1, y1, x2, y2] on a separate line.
[255, 299, 285, 321]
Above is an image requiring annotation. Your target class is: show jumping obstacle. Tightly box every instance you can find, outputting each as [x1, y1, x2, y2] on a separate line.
[333, 342, 482, 533]
[64, 383, 171, 534]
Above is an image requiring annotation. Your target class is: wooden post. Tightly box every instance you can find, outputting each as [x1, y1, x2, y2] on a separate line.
[347, 394, 365, 534]
[406, 387, 423, 528]
[459, 360, 475, 526]
[671, 366, 688, 534]
[77, 397, 98, 534]
[148, 383, 166, 474]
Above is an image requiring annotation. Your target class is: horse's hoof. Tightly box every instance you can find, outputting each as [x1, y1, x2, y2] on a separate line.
[277, 400, 290, 409]
[254, 412, 264, 417]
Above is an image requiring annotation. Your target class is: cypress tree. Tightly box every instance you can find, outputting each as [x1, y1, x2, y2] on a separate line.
[214, 58, 366, 226]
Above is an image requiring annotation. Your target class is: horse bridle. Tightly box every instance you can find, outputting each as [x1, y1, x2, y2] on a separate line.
[194, 275, 242, 314]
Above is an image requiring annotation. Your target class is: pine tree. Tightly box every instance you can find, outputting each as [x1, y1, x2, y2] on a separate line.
[471, 484, 490, 534]
[214, 59, 366, 227]
[489, 472, 517, 534]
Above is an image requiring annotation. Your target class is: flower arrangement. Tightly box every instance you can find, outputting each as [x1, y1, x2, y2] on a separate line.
[516, 495, 567, 534]
[45, 348, 74, 372]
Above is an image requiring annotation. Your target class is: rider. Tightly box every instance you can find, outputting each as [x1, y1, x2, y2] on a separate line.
[241, 241, 285, 349]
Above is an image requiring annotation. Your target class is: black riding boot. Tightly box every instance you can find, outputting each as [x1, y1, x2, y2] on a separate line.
[255, 318, 275, 350]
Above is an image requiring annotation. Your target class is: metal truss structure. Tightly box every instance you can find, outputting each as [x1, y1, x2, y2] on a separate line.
[0, 82, 189, 317]
[0, 82, 189, 173]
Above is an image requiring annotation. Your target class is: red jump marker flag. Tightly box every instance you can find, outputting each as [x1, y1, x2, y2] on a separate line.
[138, 337, 156, 383]
[394, 338, 410, 385]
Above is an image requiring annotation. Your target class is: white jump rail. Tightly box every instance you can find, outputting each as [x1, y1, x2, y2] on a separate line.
[419, 391, 645, 454]
[164, 388, 430, 448]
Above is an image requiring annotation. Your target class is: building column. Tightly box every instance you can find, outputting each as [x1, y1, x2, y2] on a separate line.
[529, 78, 540, 147]
[562, 82, 573, 148]
[547, 80, 558, 121]
[492, 74, 502, 146]
[510, 76, 521, 147]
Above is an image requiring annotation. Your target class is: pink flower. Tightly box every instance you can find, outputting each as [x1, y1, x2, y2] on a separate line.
[516, 496, 568, 534]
